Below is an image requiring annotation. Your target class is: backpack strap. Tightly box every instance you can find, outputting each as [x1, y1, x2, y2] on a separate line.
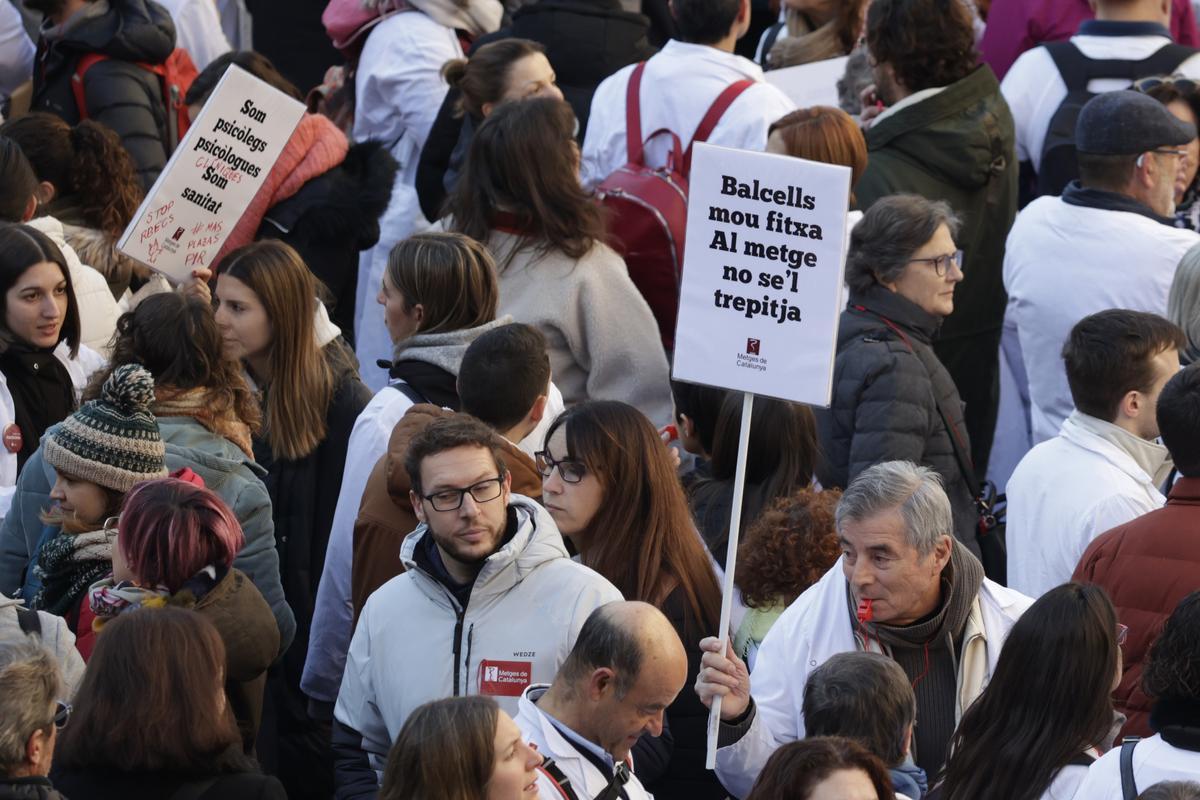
[1138, 43, 1198, 77]
[624, 62, 648, 166]
[683, 79, 755, 176]
[537, 758, 580, 800]
[1120, 737, 1140, 800]
[761, 21, 785, 67]
[15, 606, 41, 638]
[1046, 40, 1198, 89]
[70, 52, 110, 120]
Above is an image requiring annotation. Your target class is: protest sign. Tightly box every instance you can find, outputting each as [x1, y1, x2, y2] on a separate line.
[671, 143, 851, 768]
[763, 55, 849, 110]
[118, 65, 306, 282]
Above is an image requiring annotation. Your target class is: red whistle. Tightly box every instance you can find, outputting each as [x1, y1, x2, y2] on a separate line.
[659, 424, 678, 442]
[856, 598, 874, 623]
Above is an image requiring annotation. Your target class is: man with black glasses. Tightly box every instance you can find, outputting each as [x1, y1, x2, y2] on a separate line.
[331, 413, 621, 800]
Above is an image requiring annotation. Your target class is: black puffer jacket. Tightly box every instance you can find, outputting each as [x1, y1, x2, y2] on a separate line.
[815, 285, 980, 554]
[416, 0, 655, 220]
[32, 0, 175, 190]
[259, 141, 398, 345]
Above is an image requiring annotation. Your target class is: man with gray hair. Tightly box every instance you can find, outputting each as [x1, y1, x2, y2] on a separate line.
[695, 461, 1031, 798]
[515, 601, 687, 800]
[0, 639, 68, 799]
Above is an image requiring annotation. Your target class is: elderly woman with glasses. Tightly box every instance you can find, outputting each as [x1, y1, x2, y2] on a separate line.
[0, 638, 69, 798]
[1137, 76, 1200, 230]
[814, 194, 985, 562]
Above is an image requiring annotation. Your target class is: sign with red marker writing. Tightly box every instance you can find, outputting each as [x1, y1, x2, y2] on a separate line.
[117, 65, 305, 282]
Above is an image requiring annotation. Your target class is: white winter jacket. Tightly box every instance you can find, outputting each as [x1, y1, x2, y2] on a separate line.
[0, 341, 104, 521]
[1073, 735, 1200, 799]
[333, 495, 622, 776]
[1002, 195, 1200, 444]
[1006, 411, 1167, 599]
[27, 216, 120, 357]
[516, 684, 655, 800]
[715, 557, 1031, 799]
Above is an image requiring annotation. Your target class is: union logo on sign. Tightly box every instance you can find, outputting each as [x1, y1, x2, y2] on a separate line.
[746, 338, 761, 355]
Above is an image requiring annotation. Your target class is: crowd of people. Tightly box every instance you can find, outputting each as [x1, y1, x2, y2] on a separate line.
[3, 0, 1200, 798]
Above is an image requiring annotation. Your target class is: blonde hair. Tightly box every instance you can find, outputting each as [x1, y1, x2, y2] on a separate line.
[218, 241, 335, 460]
[384, 232, 499, 336]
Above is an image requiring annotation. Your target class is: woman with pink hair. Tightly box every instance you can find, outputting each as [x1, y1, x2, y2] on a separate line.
[86, 476, 279, 754]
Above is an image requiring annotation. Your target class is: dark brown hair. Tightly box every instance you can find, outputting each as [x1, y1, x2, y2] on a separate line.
[56, 607, 253, 774]
[736, 487, 841, 609]
[0, 135, 38, 223]
[404, 415, 508, 498]
[458, 323, 551, 432]
[746, 737, 896, 800]
[1143, 591, 1200, 703]
[0, 222, 80, 357]
[442, 39, 547, 120]
[83, 293, 261, 432]
[803, 652, 916, 767]
[1, 114, 143, 241]
[380, 696, 499, 800]
[866, 0, 976, 94]
[447, 97, 607, 261]
[1062, 309, 1185, 423]
[184, 51, 302, 106]
[545, 401, 722, 632]
[768, 107, 868, 205]
[384, 232, 499, 337]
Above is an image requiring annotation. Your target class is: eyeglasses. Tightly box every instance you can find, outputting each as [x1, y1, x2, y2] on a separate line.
[1134, 75, 1199, 95]
[1117, 623, 1129, 647]
[102, 515, 120, 534]
[1154, 148, 1189, 158]
[908, 250, 963, 276]
[420, 476, 505, 512]
[534, 451, 587, 484]
[50, 701, 71, 730]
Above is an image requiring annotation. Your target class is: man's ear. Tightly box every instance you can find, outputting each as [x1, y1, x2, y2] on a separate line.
[21, 195, 37, 223]
[410, 489, 427, 523]
[679, 413, 696, 440]
[931, 534, 953, 573]
[35, 181, 55, 206]
[528, 393, 549, 426]
[588, 667, 617, 701]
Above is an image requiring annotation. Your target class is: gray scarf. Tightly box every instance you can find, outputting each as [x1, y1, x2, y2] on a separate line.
[391, 315, 512, 373]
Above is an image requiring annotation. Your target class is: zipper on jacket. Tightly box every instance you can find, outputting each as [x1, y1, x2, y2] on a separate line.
[464, 623, 476, 693]
[452, 607, 465, 696]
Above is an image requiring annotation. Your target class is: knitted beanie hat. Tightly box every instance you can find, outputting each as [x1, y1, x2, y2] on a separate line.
[44, 364, 169, 494]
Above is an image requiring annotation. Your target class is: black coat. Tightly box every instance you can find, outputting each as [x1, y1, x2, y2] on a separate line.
[52, 768, 284, 800]
[32, 0, 175, 190]
[416, 0, 655, 220]
[0, 777, 65, 800]
[815, 285, 980, 554]
[259, 141, 398, 345]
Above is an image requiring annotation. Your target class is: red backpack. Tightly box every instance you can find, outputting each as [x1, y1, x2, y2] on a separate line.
[71, 48, 200, 153]
[596, 62, 752, 350]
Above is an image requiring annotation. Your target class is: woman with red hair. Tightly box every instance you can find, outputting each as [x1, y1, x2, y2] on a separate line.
[86, 476, 279, 753]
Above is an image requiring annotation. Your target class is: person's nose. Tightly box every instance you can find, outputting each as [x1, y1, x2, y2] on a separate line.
[850, 558, 875, 593]
[524, 741, 543, 770]
[40, 295, 60, 319]
[458, 491, 480, 518]
[645, 710, 665, 738]
[49, 477, 65, 501]
[542, 467, 563, 496]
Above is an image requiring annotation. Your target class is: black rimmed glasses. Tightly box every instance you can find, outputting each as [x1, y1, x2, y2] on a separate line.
[420, 476, 506, 512]
[534, 451, 587, 484]
[909, 250, 964, 276]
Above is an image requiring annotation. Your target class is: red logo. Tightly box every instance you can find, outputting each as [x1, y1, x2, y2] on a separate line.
[2, 424, 21, 454]
[172, 227, 186, 241]
[478, 660, 532, 697]
[746, 338, 761, 355]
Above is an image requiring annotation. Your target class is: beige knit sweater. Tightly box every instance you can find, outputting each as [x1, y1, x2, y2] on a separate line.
[487, 230, 674, 427]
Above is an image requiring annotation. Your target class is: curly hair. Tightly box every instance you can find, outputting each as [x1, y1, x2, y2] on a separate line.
[0, 114, 142, 241]
[736, 487, 842, 609]
[866, 0, 977, 94]
[1143, 591, 1200, 702]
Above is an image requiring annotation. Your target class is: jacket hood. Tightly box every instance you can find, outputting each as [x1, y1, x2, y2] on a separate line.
[159, 416, 268, 479]
[865, 65, 1012, 192]
[385, 403, 542, 504]
[0, 593, 22, 610]
[50, 0, 176, 63]
[400, 494, 567, 603]
[391, 315, 513, 373]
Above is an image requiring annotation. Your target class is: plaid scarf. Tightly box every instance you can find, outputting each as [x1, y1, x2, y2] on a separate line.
[88, 565, 228, 630]
[33, 528, 115, 617]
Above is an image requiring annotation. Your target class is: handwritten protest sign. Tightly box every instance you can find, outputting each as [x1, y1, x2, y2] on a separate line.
[118, 65, 306, 282]
[673, 142, 851, 406]
[763, 55, 850, 110]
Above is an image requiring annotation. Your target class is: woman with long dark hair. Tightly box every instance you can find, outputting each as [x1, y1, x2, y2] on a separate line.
[448, 97, 673, 426]
[747, 737, 896, 800]
[537, 400, 722, 798]
[935, 583, 1122, 800]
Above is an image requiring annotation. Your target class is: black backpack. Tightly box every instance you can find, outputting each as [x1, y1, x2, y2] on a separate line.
[1037, 41, 1196, 197]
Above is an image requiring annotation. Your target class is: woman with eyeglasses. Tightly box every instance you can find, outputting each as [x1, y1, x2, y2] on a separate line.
[86, 476, 278, 754]
[0, 637, 71, 798]
[930, 583, 1123, 800]
[536, 400, 724, 799]
[814, 194, 984, 562]
[52, 607, 286, 800]
[1137, 77, 1200, 231]
[21, 364, 169, 661]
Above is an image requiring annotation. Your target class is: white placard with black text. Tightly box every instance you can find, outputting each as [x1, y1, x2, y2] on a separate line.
[672, 142, 851, 405]
[118, 65, 306, 282]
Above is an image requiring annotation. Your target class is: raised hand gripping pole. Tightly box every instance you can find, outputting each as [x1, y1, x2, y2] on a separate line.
[705, 390, 755, 769]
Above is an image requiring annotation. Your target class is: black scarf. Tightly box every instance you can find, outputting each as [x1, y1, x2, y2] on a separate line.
[1150, 696, 1200, 752]
[0, 343, 75, 471]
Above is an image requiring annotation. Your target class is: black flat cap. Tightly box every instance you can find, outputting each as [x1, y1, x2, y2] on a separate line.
[1075, 89, 1197, 155]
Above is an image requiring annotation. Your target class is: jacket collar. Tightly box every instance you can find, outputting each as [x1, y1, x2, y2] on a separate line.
[1061, 181, 1177, 226]
[1167, 476, 1200, 504]
[658, 39, 765, 82]
[1059, 411, 1169, 490]
[1076, 20, 1172, 38]
[865, 65, 999, 149]
[847, 284, 941, 344]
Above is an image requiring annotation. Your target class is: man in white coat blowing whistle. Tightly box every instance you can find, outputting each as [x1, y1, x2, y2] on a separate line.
[695, 461, 1032, 798]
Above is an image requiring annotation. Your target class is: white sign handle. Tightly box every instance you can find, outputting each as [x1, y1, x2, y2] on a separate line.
[706, 390, 756, 769]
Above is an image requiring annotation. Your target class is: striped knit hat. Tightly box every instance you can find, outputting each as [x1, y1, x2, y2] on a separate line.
[43, 364, 169, 493]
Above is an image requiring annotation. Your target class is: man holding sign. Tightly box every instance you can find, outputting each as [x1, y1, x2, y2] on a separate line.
[695, 461, 1030, 799]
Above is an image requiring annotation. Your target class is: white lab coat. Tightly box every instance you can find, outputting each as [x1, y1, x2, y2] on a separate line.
[1072, 735, 1200, 799]
[580, 39, 796, 191]
[351, 11, 461, 391]
[0, 0, 33, 103]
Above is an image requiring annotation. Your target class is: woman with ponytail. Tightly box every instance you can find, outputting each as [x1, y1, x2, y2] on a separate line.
[0, 113, 145, 300]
